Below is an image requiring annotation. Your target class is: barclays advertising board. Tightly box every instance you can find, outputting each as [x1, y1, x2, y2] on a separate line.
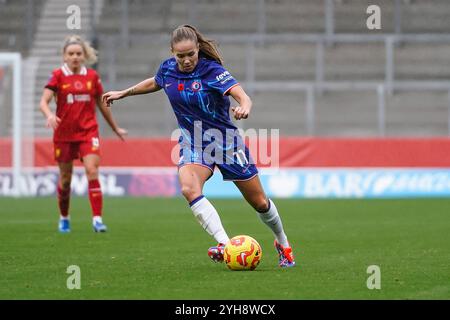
[1, 168, 450, 198]
[203, 168, 450, 198]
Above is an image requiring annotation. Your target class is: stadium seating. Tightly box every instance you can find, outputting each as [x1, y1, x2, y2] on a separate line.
[97, 0, 450, 35]
[0, 0, 44, 55]
[93, 0, 450, 136]
[1, 0, 449, 137]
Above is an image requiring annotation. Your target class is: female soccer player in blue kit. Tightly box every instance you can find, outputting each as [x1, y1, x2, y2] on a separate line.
[102, 25, 295, 267]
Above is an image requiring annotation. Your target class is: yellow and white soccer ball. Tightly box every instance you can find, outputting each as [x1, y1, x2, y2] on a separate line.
[224, 235, 262, 271]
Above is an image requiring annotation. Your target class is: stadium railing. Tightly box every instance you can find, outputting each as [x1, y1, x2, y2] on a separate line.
[99, 33, 450, 136]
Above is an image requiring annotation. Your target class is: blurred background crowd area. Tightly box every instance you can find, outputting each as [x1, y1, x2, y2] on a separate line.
[1, 0, 450, 138]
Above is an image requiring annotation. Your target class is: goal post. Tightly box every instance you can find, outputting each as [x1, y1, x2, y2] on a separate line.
[0, 53, 22, 197]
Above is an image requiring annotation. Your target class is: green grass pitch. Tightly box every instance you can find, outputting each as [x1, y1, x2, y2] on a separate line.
[0, 197, 449, 299]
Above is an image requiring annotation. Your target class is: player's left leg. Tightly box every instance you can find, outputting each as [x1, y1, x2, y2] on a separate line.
[54, 142, 77, 233]
[234, 176, 296, 267]
[81, 153, 106, 232]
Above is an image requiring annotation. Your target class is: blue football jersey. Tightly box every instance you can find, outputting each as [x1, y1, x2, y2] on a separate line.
[155, 57, 240, 138]
[155, 57, 258, 180]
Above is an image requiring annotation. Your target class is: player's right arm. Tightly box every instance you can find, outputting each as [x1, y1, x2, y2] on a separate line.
[102, 77, 161, 107]
[39, 88, 61, 130]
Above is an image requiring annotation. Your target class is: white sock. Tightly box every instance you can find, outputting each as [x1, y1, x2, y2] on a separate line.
[257, 199, 289, 247]
[60, 216, 69, 220]
[93, 216, 103, 224]
[190, 196, 229, 245]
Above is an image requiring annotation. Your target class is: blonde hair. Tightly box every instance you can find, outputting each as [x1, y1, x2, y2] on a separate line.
[171, 24, 224, 65]
[62, 35, 98, 65]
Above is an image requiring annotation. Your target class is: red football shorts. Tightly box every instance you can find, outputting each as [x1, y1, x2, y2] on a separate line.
[54, 137, 101, 162]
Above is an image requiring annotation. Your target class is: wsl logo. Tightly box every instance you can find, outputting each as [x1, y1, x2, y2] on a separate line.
[191, 81, 202, 92]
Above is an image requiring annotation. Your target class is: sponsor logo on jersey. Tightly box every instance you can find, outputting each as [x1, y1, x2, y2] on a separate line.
[216, 71, 230, 81]
[66, 94, 91, 103]
[216, 71, 234, 85]
[74, 94, 91, 102]
[220, 76, 233, 85]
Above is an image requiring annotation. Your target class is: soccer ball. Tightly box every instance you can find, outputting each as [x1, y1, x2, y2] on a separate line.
[224, 235, 262, 271]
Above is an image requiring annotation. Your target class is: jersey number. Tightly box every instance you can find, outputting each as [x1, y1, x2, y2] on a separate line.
[92, 137, 100, 148]
[233, 149, 249, 167]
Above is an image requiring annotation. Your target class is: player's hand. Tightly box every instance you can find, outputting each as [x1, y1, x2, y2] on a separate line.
[231, 106, 250, 120]
[46, 114, 61, 130]
[102, 90, 127, 107]
[114, 127, 128, 141]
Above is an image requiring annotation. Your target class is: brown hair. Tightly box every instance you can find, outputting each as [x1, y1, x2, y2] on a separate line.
[171, 24, 224, 65]
[63, 34, 98, 65]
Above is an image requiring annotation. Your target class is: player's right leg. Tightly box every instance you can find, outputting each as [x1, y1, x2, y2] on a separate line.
[55, 142, 77, 233]
[57, 161, 73, 233]
[178, 164, 229, 263]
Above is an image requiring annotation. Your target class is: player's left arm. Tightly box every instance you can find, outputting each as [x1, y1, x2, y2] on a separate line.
[96, 95, 128, 141]
[229, 85, 252, 120]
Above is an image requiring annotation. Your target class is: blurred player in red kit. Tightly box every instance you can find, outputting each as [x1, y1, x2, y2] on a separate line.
[39, 35, 127, 233]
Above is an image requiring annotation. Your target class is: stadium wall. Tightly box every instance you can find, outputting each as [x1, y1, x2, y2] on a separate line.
[1, 138, 450, 198]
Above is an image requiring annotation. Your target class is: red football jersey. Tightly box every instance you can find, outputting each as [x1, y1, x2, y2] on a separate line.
[45, 64, 104, 142]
